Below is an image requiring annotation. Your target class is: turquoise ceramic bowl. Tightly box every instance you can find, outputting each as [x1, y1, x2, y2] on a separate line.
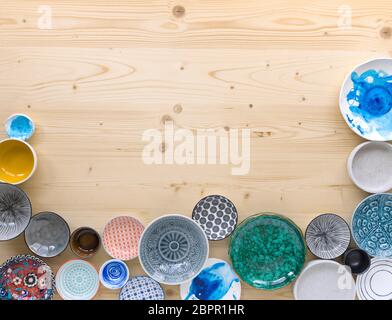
[228, 213, 306, 290]
[352, 193, 392, 257]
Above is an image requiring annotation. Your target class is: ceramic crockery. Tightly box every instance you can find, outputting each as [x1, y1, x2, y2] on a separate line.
[352, 193, 392, 257]
[348, 141, 392, 193]
[102, 216, 144, 261]
[293, 260, 356, 300]
[0, 139, 37, 185]
[99, 259, 129, 290]
[305, 213, 351, 260]
[339, 58, 392, 141]
[180, 258, 241, 300]
[138, 214, 209, 285]
[56, 259, 99, 300]
[343, 248, 371, 274]
[0, 183, 32, 241]
[119, 276, 165, 300]
[0, 255, 55, 300]
[192, 195, 238, 241]
[25, 211, 70, 258]
[229, 213, 305, 290]
[5, 114, 35, 141]
[356, 257, 392, 300]
[70, 227, 101, 259]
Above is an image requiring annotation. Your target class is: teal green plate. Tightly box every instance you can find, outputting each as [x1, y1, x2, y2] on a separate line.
[229, 213, 306, 290]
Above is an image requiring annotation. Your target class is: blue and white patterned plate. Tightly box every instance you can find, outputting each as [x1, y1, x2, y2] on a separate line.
[180, 258, 241, 300]
[56, 260, 99, 300]
[119, 276, 164, 300]
[352, 193, 392, 257]
[138, 214, 209, 285]
[99, 259, 129, 290]
[340, 58, 392, 141]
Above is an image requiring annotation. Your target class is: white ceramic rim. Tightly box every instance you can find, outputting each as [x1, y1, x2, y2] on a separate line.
[138, 213, 209, 285]
[293, 259, 356, 300]
[101, 215, 144, 261]
[5, 113, 36, 141]
[99, 259, 130, 290]
[179, 257, 241, 300]
[338, 57, 392, 141]
[356, 257, 392, 300]
[0, 138, 37, 185]
[347, 141, 392, 193]
[350, 193, 392, 256]
[55, 259, 100, 300]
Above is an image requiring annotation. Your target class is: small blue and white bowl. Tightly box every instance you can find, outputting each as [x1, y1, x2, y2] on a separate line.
[99, 259, 129, 290]
[5, 114, 35, 141]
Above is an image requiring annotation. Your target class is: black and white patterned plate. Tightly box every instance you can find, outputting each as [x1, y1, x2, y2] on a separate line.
[192, 195, 238, 241]
[357, 258, 392, 300]
[305, 213, 351, 259]
[119, 276, 165, 300]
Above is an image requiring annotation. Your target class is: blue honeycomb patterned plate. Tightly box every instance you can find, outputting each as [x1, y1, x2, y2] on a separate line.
[119, 276, 164, 300]
[352, 193, 392, 257]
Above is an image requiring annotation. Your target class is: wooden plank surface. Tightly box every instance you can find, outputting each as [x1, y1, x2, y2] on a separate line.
[0, 0, 391, 300]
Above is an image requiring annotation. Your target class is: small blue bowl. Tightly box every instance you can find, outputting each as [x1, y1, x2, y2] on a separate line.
[5, 114, 35, 141]
[352, 193, 392, 257]
[99, 259, 129, 290]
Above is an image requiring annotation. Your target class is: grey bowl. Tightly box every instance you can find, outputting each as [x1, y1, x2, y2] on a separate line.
[0, 183, 32, 241]
[138, 214, 209, 285]
[25, 211, 70, 258]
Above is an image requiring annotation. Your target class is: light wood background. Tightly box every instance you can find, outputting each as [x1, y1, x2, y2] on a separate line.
[0, 0, 391, 300]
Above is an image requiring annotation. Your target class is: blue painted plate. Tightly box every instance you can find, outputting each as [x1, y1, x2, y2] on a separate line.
[352, 193, 392, 257]
[180, 258, 241, 300]
[340, 58, 392, 141]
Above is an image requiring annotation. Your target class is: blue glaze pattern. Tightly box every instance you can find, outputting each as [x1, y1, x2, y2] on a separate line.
[185, 262, 239, 300]
[340, 60, 392, 140]
[5, 114, 35, 141]
[352, 193, 392, 257]
[100, 259, 129, 289]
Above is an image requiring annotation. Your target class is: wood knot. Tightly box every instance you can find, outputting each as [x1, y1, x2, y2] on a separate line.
[173, 104, 183, 114]
[380, 27, 392, 39]
[172, 5, 185, 18]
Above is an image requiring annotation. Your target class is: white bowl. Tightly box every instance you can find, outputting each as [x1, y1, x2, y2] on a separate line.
[293, 260, 356, 300]
[347, 141, 392, 193]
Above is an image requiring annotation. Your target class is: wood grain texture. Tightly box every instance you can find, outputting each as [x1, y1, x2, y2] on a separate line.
[0, 0, 391, 300]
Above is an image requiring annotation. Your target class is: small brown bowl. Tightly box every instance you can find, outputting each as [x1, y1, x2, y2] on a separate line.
[70, 227, 101, 259]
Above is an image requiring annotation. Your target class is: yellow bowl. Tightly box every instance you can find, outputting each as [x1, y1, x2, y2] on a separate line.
[0, 139, 37, 184]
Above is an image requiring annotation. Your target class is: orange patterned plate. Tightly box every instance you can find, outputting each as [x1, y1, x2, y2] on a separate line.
[102, 216, 144, 261]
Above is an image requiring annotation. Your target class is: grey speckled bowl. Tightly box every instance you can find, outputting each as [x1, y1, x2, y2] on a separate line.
[0, 183, 32, 241]
[25, 211, 70, 258]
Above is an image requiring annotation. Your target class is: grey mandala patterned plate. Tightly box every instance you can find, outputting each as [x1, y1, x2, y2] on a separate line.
[119, 276, 164, 300]
[305, 213, 351, 259]
[192, 195, 238, 241]
[352, 193, 392, 257]
[138, 214, 209, 285]
[25, 212, 70, 258]
[0, 183, 32, 241]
